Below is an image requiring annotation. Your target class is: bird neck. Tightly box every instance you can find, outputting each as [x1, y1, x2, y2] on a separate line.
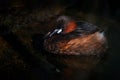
[63, 21, 77, 34]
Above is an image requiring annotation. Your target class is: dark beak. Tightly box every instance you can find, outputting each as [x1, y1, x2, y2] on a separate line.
[44, 29, 62, 38]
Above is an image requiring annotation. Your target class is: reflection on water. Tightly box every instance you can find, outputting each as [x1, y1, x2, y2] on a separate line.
[45, 52, 108, 80]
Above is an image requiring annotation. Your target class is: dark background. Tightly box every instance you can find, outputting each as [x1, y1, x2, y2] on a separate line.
[0, 0, 120, 80]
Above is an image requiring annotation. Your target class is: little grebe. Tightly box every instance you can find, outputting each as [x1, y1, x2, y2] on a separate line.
[44, 16, 107, 56]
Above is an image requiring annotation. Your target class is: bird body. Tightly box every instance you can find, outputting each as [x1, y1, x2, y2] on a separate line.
[44, 16, 107, 56]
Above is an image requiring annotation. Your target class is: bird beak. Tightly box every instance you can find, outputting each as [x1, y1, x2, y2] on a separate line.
[56, 29, 63, 34]
[44, 29, 63, 38]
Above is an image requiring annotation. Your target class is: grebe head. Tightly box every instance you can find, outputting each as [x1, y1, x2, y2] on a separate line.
[57, 15, 77, 33]
[45, 15, 101, 38]
[45, 16, 78, 38]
